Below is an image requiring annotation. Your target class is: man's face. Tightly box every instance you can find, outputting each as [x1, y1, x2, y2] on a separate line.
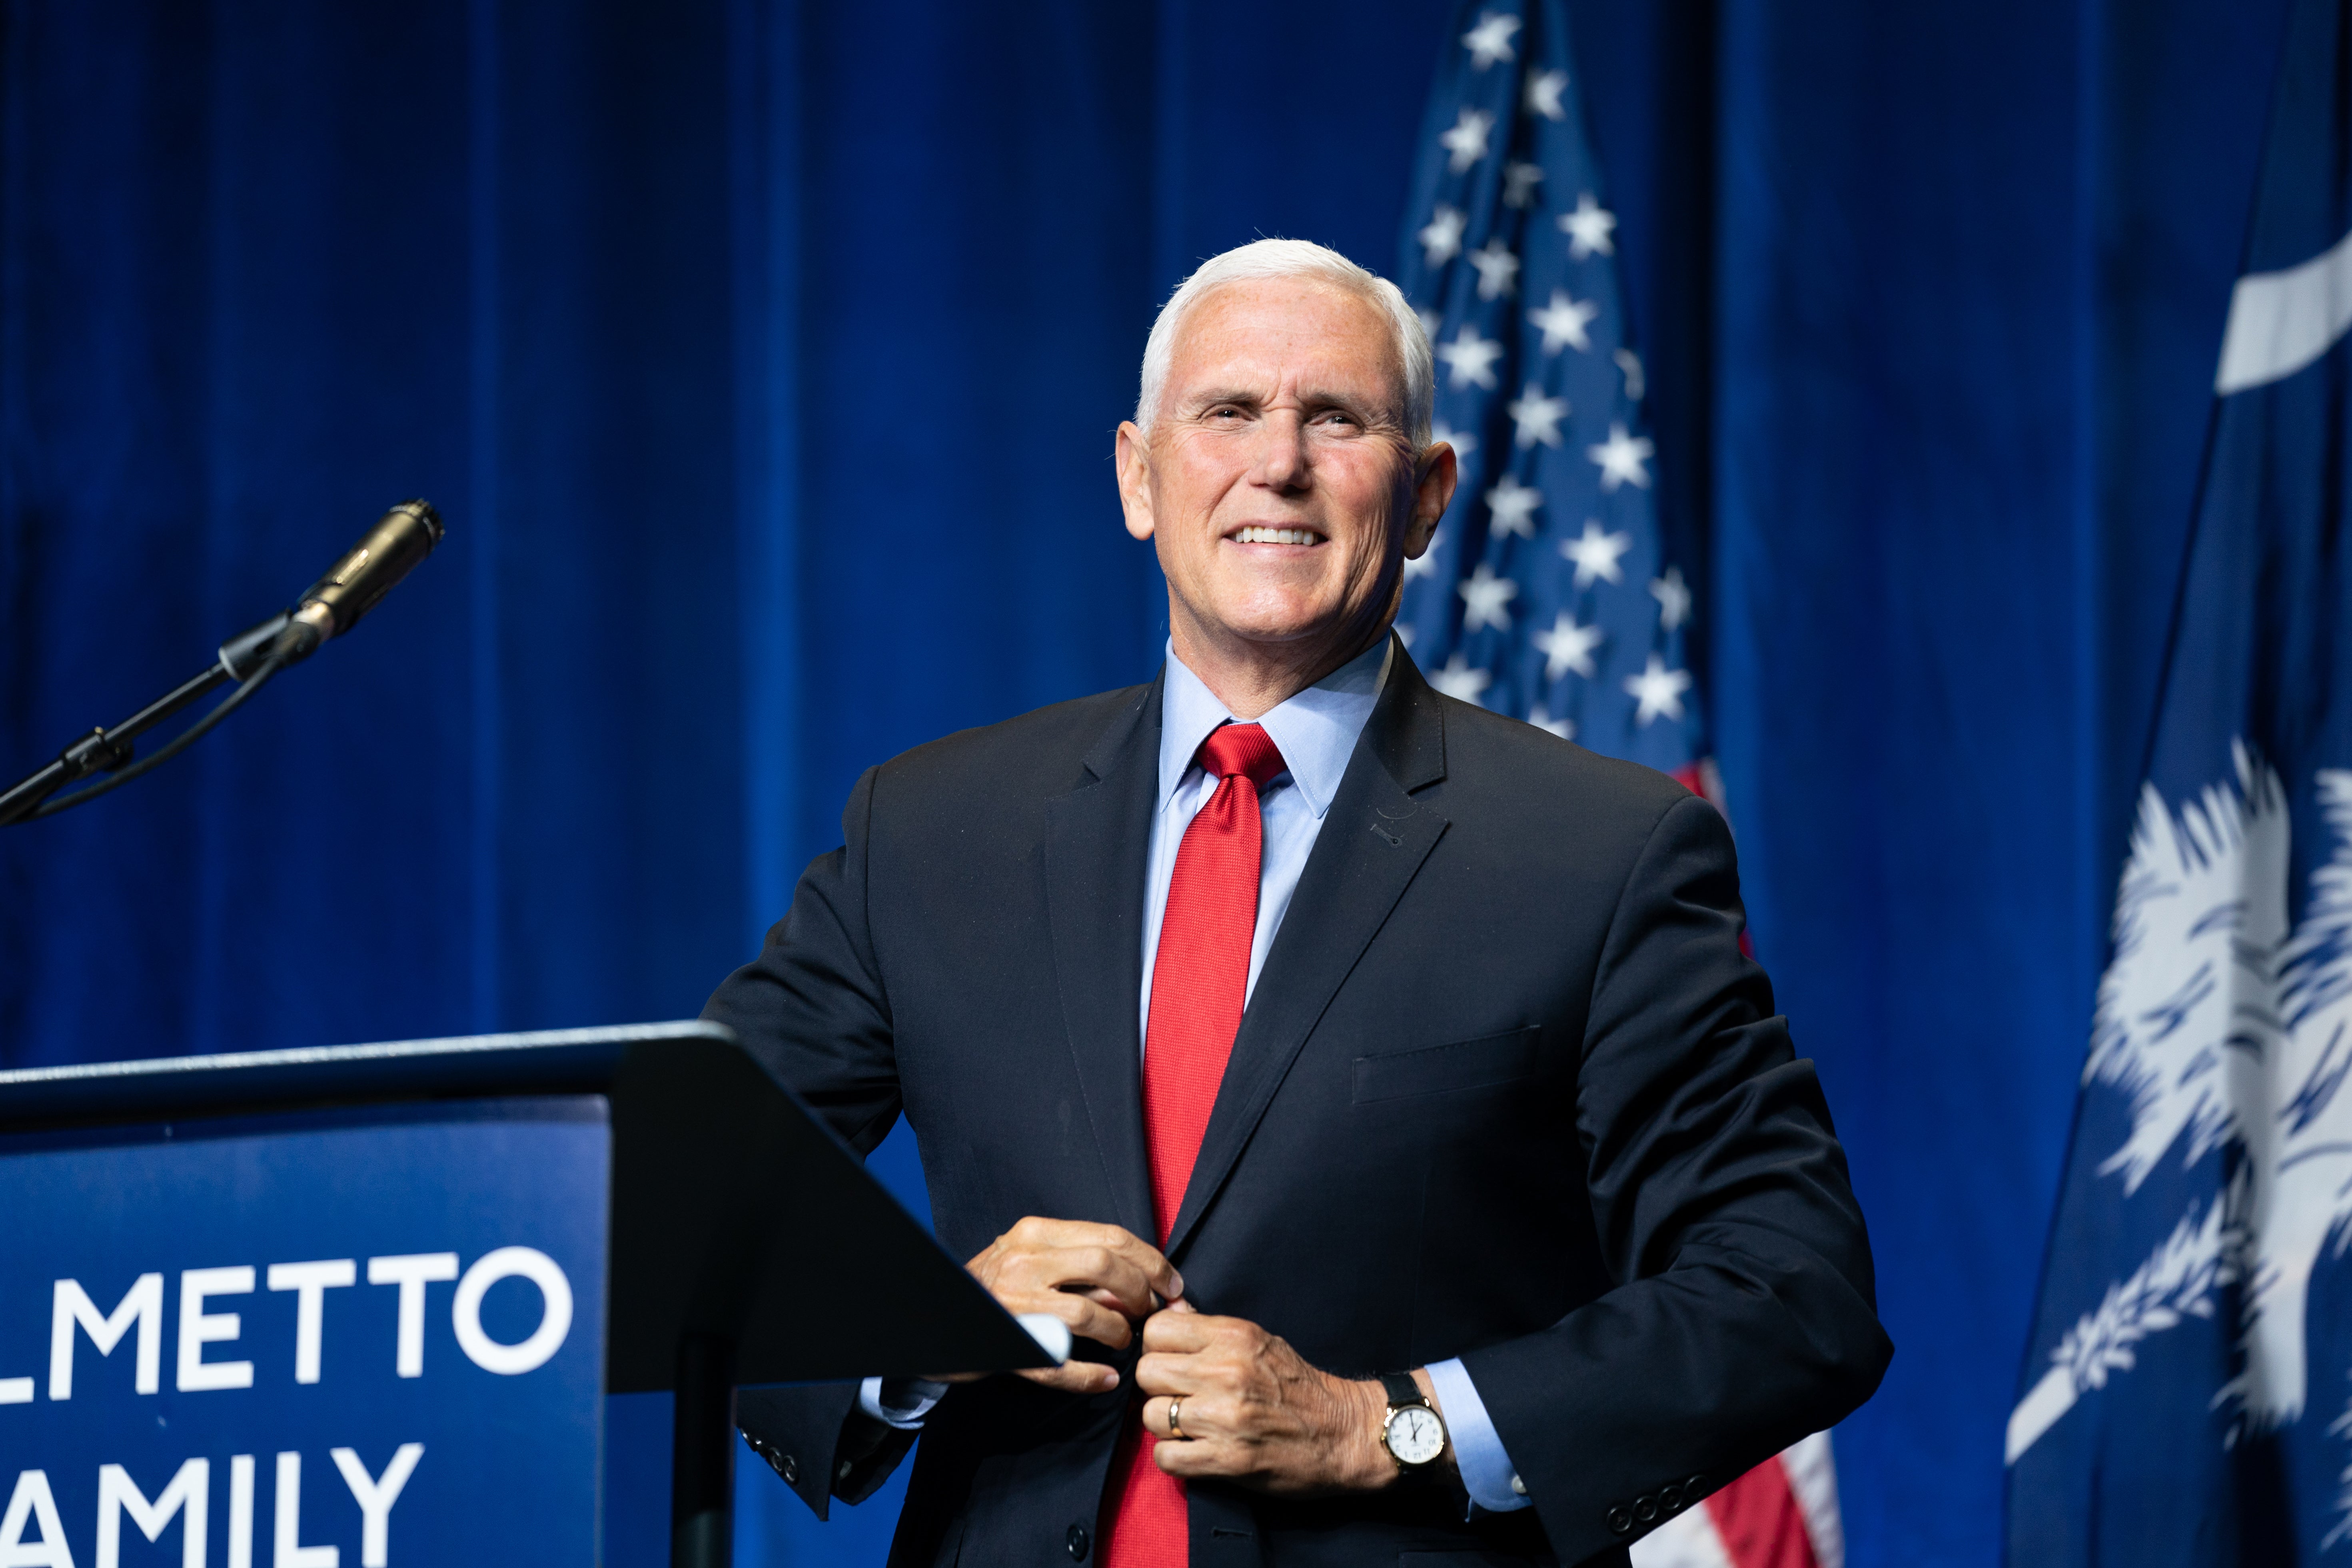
[1116, 277, 1452, 673]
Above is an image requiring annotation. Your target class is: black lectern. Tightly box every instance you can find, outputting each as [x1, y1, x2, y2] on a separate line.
[0, 1022, 1044, 1567]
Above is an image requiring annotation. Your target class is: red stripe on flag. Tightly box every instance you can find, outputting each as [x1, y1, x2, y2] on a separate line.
[1703, 1457, 1821, 1568]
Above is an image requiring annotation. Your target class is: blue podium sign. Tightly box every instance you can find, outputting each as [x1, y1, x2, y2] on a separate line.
[0, 1097, 608, 1568]
[0, 1021, 1045, 1568]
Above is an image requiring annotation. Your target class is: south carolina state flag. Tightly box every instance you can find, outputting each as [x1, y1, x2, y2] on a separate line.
[2007, 0, 2352, 1558]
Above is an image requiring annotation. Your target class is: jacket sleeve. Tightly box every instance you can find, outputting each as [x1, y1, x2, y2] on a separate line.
[701, 765, 921, 1518]
[735, 1384, 916, 1518]
[1458, 791, 1892, 1560]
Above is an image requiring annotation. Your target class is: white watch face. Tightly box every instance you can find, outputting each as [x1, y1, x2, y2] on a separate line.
[1386, 1404, 1446, 1466]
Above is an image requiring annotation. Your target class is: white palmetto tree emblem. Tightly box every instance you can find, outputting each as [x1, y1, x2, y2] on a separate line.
[2009, 746, 2352, 1511]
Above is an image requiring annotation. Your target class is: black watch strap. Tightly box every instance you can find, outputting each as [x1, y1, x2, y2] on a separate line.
[1380, 1371, 1424, 1410]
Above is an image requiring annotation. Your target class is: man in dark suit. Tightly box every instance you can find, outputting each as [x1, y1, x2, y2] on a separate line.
[706, 239, 1889, 1566]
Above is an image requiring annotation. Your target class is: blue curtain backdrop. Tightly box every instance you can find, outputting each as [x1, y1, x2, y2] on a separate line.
[0, 2, 2298, 1563]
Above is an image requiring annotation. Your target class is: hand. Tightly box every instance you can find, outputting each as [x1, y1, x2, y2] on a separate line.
[957, 1217, 1184, 1395]
[1132, 1302, 1407, 1494]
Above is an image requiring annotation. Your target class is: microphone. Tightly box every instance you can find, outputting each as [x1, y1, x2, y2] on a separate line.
[269, 499, 445, 662]
[1, 499, 447, 826]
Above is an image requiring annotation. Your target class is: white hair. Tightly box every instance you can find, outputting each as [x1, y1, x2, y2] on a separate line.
[1133, 238, 1435, 448]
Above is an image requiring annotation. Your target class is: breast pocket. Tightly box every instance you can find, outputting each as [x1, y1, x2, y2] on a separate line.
[1351, 1027, 1541, 1104]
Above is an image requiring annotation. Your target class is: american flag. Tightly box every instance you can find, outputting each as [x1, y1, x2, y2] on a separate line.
[1395, 0, 1709, 803]
[1397, 6, 1841, 1566]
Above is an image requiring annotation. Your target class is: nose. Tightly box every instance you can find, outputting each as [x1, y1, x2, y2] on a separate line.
[1250, 410, 1309, 493]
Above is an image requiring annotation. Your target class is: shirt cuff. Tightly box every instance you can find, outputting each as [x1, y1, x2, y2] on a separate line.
[1425, 1357, 1530, 1513]
[857, 1376, 949, 1431]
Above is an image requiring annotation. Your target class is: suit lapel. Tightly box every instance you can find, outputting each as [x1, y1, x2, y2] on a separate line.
[1043, 678, 1162, 1245]
[1163, 638, 1451, 1261]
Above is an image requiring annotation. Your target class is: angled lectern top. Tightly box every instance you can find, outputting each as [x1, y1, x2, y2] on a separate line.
[0, 1022, 1043, 1567]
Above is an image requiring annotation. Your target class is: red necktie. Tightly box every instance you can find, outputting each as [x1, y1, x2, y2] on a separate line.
[1101, 721, 1288, 1568]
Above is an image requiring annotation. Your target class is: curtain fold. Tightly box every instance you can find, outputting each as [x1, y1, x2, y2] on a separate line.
[0, 2, 2297, 1562]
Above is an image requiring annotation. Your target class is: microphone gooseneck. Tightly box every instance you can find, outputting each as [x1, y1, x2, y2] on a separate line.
[0, 499, 446, 826]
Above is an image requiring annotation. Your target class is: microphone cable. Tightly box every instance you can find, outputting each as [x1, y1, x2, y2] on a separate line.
[0, 499, 442, 828]
[20, 637, 298, 822]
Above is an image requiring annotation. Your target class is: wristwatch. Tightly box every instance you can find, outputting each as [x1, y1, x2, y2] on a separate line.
[1378, 1372, 1449, 1476]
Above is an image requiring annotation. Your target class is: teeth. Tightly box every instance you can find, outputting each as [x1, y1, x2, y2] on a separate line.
[1233, 527, 1322, 545]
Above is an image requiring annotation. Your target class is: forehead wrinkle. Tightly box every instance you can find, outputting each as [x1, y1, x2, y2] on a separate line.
[1166, 282, 1409, 415]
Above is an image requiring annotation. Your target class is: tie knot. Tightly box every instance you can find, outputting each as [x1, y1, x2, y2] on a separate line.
[1196, 722, 1287, 790]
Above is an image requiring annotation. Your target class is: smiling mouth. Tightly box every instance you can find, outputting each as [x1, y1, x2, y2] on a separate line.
[1228, 526, 1327, 545]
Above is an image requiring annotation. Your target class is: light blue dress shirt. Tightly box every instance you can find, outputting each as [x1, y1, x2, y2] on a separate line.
[1139, 635, 1393, 1040]
[864, 638, 1528, 1513]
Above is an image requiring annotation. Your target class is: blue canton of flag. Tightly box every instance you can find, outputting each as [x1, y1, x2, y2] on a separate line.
[1396, 0, 1702, 781]
[2008, 0, 2352, 1559]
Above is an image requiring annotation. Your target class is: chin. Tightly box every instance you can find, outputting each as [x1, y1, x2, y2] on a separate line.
[1211, 578, 1338, 627]
[1212, 602, 1341, 647]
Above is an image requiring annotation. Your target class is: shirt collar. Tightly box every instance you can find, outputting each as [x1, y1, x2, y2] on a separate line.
[1156, 635, 1392, 821]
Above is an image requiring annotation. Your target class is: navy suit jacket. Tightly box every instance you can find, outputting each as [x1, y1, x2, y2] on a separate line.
[705, 640, 1890, 1566]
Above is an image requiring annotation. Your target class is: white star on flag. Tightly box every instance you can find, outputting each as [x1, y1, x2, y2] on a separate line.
[1524, 68, 1568, 121]
[1440, 108, 1495, 173]
[1507, 384, 1569, 447]
[1437, 326, 1504, 391]
[1501, 161, 1544, 208]
[1460, 11, 1521, 68]
[1431, 420, 1477, 458]
[1526, 707, 1574, 739]
[1484, 475, 1542, 538]
[1587, 421, 1655, 490]
[1531, 610, 1603, 679]
[1468, 238, 1520, 300]
[1457, 563, 1518, 631]
[1403, 529, 1443, 581]
[1624, 654, 1692, 725]
[1418, 205, 1466, 266]
[1429, 653, 1492, 705]
[1561, 520, 1631, 586]
[1527, 289, 1598, 354]
[1650, 566, 1691, 630]
[1559, 192, 1617, 258]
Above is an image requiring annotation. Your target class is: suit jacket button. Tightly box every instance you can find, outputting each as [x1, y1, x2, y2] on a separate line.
[1687, 1473, 1708, 1496]
[1606, 1506, 1633, 1535]
[1066, 1522, 1092, 1561]
[1634, 1493, 1658, 1523]
[1659, 1482, 1684, 1513]
[780, 1454, 799, 1485]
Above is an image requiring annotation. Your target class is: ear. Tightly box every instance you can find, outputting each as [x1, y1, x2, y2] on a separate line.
[1116, 422, 1156, 541]
[1403, 440, 1458, 558]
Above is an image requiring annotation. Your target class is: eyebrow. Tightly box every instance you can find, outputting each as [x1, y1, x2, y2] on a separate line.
[1184, 386, 1401, 425]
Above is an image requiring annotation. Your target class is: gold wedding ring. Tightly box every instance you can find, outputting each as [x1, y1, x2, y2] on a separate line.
[1168, 1399, 1188, 1441]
